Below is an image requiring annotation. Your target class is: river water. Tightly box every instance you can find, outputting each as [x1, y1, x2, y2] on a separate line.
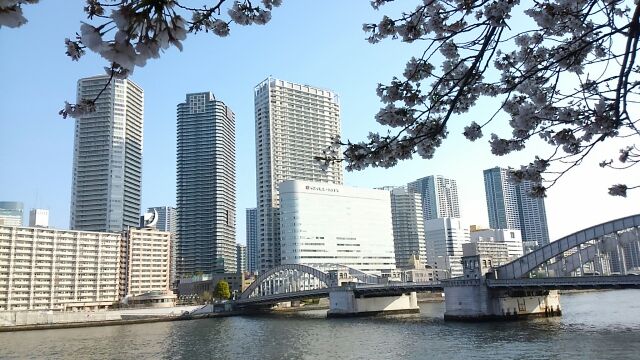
[1, 290, 639, 359]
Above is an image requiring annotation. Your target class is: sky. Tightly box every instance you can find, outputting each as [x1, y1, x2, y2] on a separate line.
[0, 1, 638, 243]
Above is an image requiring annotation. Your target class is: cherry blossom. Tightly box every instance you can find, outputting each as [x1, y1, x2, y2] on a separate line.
[5, 0, 640, 196]
[316, 0, 640, 197]
[0, 0, 38, 28]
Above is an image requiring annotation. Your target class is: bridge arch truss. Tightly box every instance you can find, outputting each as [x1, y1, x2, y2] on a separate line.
[239, 264, 331, 300]
[495, 214, 640, 279]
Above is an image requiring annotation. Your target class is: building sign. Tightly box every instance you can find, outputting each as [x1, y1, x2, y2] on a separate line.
[305, 185, 339, 193]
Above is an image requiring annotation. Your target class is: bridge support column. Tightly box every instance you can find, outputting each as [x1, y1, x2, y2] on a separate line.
[327, 288, 419, 318]
[444, 284, 561, 321]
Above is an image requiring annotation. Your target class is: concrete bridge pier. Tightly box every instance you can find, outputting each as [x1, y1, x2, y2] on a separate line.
[327, 287, 419, 318]
[443, 283, 561, 321]
[443, 255, 562, 321]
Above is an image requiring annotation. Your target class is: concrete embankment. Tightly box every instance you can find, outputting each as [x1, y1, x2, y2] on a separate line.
[0, 305, 234, 332]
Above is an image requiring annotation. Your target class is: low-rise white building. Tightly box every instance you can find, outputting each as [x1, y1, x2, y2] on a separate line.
[279, 180, 396, 275]
[470, 228, 524, 260]
[28, 209, 49, 228]
[462, 241, 510, 266]
[0, 226, 121, 311]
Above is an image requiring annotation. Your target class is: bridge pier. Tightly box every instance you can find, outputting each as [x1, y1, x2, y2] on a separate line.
[443, 254, 562, 321]
[327, 288, 419, 318]
[443, 283, 561, 321]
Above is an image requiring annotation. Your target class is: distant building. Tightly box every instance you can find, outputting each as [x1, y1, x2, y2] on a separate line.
[70, 75, 143, 232]
[279, 180, 396, 275]
[245, 208, 258, 273]
[470, 228, 524, 260]
[147, 206, 177, 232]
[237, 244, 247, 274]
[0, 226, 121, 311]
[0, 201, 23, 226]
[28, 208, 49, 227]
[483, 167, 550, 247]
[389, 187, 427, 268]
[120, 228, 172, 298]
[254, 77, 343, 272]
[424, 218, 470, 278]
[462, 241, 510, 266]
[147, 206, 177, 285]
[178, 272, 255, 297]
[402, 254, 441, 283]
[176, 92, 236, 276]
[407, 175, 460, 221]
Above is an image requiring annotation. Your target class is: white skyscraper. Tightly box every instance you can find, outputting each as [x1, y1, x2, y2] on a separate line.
[254, 77, 342, 272]
[424, 218, 470, 278]
[407, 175, 460, 221]
[389, 187, 427, 268]
[483, 167, 550, 247]
[70, 75, 143, 232]
[279, 180, 396, 274]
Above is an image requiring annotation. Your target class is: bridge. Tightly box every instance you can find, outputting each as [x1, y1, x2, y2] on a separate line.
[236, 263, 442, 315]
[445, 214, 640, 320]
[236, 214, 640, 319]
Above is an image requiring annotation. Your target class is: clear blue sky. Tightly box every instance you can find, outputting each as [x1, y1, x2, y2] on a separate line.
[0, 1, 638, 243]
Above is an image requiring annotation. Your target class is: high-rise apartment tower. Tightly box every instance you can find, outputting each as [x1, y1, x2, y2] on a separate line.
[254, 77, 342, 272]
[70, 75, 143, 232]
[236, 244, 247, 273]
[245, 208, 258, 273]
[407, 175, 460, 221]
[389, 187, 427, 268]
[176, 92, 236, 276]
[483, 167, 551, 247]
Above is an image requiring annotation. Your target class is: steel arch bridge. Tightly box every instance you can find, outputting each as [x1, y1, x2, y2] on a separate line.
[238, 263, 380, 302]
[494, 214, 640, 279]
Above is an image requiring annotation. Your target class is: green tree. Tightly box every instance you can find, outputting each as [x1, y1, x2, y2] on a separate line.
[200, 291, 213, 303]
[214, 280, 231, 300]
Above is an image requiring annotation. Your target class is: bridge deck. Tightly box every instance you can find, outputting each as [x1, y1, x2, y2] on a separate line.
[236, 282, 443, 306]
[486, 275, 640, 290]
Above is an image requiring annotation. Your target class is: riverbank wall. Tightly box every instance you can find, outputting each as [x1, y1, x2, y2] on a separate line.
[0, 306, 208, 332]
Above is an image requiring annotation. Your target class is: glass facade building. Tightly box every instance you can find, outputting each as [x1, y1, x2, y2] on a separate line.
[483, 167, 551, 247]
[245, 208, 258, 273]
[0, 201, 23, 227]
[176, 92, 236, 276]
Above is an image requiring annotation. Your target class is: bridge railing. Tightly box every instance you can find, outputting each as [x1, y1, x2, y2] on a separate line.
[486, 274, 640, 289]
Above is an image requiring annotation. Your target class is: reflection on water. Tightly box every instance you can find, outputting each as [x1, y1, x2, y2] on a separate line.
[1, 290, 639, 360]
